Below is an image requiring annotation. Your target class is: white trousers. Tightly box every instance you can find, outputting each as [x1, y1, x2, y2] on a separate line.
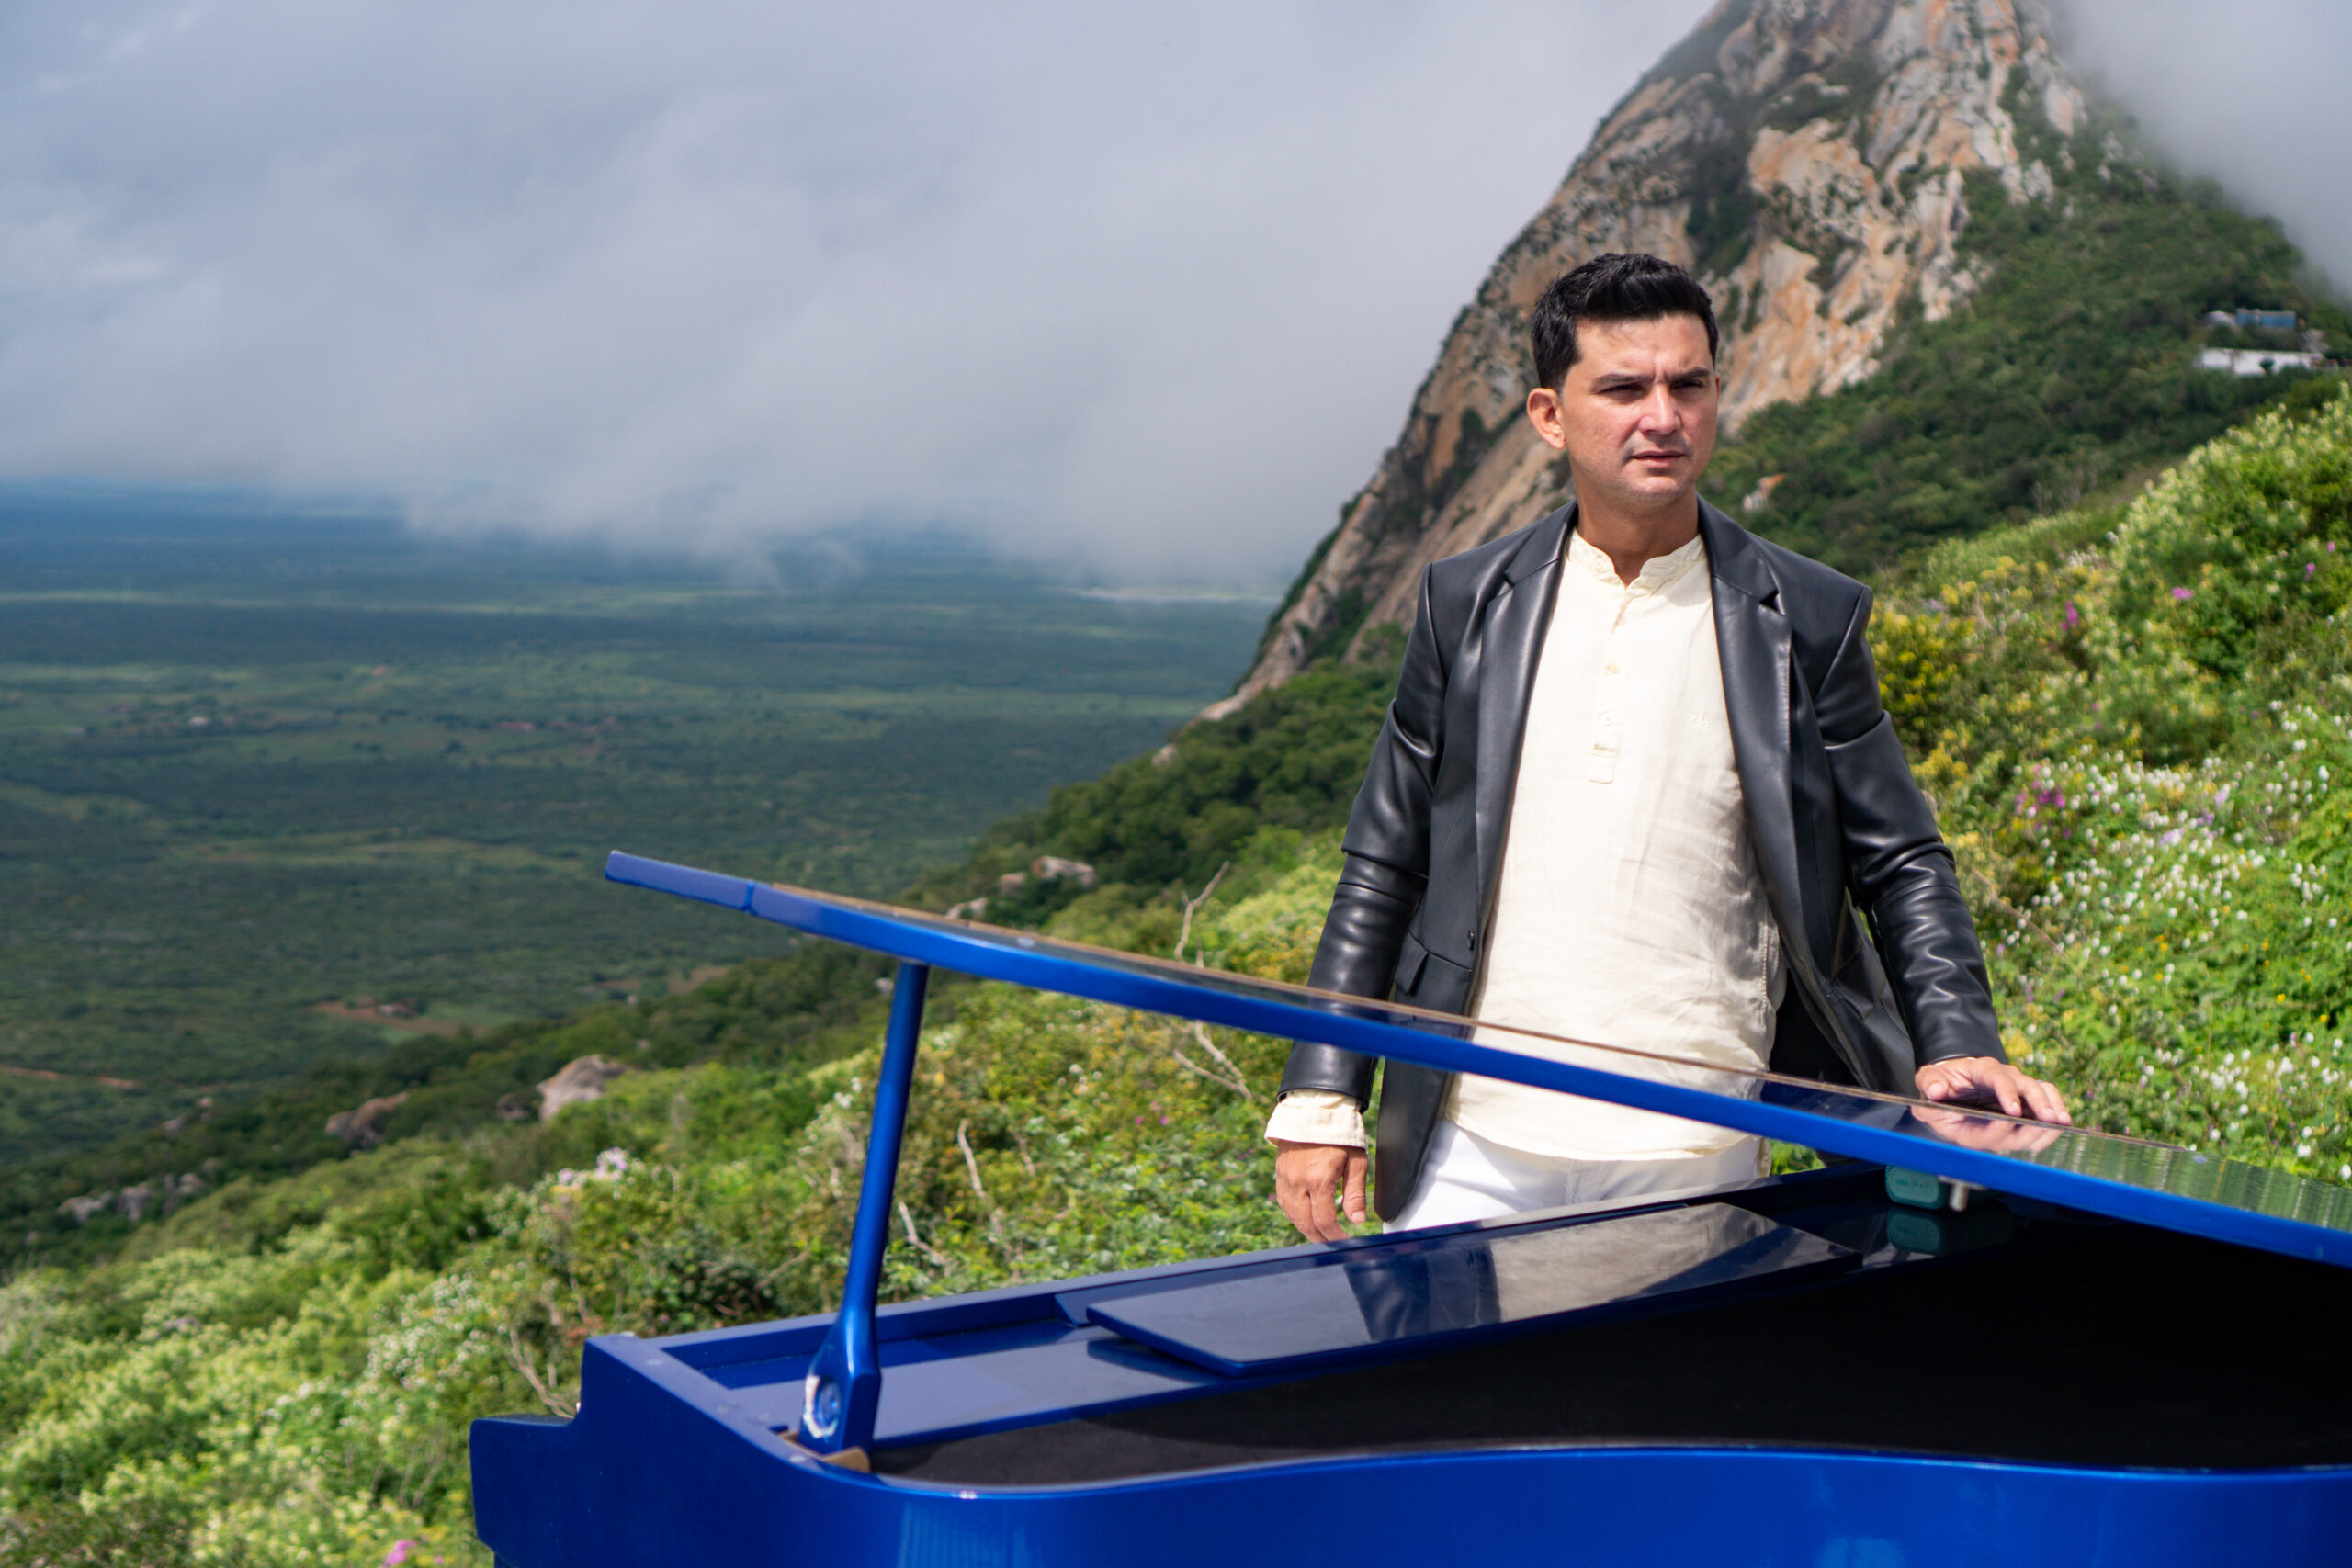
[1389, 1116, 1767, 1231]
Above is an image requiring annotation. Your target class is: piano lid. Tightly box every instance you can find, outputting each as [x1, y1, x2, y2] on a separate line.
[607, 852, 2352, 1270]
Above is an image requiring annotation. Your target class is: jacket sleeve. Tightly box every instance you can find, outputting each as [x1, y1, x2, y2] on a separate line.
[1277, 568, 1442, 1107]
[1813, 586, 2005, 1067]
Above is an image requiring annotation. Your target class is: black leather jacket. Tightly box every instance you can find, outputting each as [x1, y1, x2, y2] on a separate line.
[1279, 501, 2003, 1220]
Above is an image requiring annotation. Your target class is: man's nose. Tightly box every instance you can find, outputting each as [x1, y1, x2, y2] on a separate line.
[1636, 384, 1681, 433]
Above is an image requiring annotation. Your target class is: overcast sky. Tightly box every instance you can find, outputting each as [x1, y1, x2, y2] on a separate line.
[0, 2, 2340, 584]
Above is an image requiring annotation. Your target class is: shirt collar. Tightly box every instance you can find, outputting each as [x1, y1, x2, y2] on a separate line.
[1565, 525, 1708, 593]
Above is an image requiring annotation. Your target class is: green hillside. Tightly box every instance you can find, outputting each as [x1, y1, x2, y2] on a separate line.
[1880, 383, 2352, 1168]
[1710, 85, 2351, 575]
[4, 389, 2351, 1562]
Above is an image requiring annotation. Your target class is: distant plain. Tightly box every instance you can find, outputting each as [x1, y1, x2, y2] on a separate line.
[0, 491, 1270, 1165]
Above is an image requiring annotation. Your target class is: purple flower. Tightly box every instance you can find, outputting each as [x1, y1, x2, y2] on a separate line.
[384, 1546, 415, 1568]
[2308, 562, 2319, 577]
[2064, 600, 2081, 629]
[2172, 587, 2195, 602]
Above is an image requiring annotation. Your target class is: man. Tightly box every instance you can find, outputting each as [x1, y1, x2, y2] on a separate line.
[1267, 252, 2068, 1242]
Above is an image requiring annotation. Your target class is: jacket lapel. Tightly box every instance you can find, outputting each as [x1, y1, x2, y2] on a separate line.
[1473, 508, 1570, 914]
[1701, 504, 1807, 956]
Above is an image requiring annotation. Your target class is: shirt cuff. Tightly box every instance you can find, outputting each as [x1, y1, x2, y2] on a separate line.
[1264, 1089, 1367, 1148]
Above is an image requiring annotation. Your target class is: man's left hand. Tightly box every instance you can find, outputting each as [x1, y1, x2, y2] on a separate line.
[1914, 1056, 2071, 1124]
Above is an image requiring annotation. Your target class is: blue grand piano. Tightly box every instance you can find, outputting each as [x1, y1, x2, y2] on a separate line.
[469, 852, 2352, 1565]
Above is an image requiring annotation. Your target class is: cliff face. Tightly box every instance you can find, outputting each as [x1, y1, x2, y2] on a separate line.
[1219, 0, 2086, 713]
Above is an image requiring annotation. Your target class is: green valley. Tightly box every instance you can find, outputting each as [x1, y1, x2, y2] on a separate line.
[0, 502, 1271, 1166]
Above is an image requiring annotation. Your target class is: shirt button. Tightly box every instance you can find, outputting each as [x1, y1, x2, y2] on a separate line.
[1599, 712, 1616, 725]
[1605, 662, 1621, 674]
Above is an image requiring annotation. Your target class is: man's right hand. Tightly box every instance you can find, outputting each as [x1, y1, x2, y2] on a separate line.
[1273, 1140, 1370, 1242]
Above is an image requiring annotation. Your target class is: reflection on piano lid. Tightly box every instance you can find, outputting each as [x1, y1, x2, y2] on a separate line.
[1090, 1202, 1855, 1376]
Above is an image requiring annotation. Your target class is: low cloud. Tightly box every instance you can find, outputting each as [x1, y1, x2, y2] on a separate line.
[2055, 1, 2352, 295]
[0, 1, 1706, 583]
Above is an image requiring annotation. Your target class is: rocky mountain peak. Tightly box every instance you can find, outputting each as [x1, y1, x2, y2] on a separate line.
[1219, 0, 2092, 712]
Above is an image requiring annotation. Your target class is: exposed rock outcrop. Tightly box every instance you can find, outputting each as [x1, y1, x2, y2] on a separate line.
[992, 856, 1101, 897]
[1031, 856, 1098, 889]
[59, 1169, 210, 1227]
[326, 1091, 409, 1149]
[537, 1055, 635, 1122]
[58, 1191, 110, 1226]
[1225, 0, 2089, 710]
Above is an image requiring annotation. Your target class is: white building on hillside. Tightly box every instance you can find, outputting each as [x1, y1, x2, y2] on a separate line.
[2199, 345, 2325, 376]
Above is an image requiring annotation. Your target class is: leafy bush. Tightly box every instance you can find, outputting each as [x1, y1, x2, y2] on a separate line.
[1871, 388, 2352, 1168]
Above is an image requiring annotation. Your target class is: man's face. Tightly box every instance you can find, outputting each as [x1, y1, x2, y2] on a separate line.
[1525, 314, 1719, 517]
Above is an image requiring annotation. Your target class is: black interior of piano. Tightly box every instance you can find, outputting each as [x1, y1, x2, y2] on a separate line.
[874, 1219, 2352, 1485]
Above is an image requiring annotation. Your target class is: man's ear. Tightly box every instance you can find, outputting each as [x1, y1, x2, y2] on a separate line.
[1525, 386, 1568, 452]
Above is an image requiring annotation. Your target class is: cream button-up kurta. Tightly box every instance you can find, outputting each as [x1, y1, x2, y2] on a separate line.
[1265, 527, 1783, 1160]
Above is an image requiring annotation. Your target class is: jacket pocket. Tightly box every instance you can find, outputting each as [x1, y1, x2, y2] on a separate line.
[1408, 945, 1476, 1018]
[1392, 932, 1430, 998]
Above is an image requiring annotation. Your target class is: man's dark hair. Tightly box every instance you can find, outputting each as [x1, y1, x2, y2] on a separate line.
[1530, 253, 1719, 389]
